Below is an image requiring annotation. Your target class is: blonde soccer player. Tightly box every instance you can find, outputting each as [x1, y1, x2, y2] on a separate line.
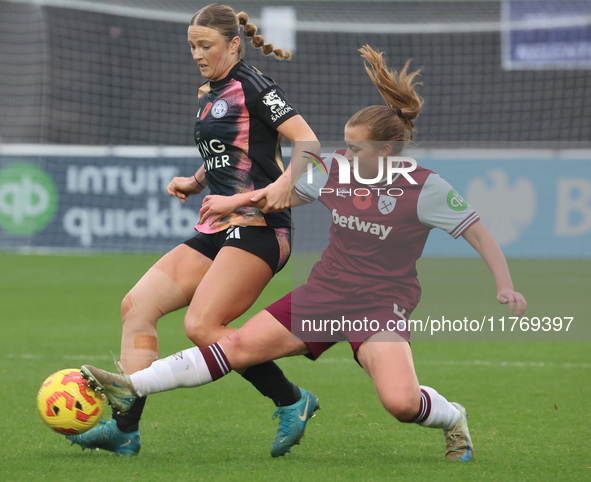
[67, 4, 320, 457]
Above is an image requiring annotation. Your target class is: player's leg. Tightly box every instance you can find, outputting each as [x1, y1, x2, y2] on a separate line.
[82, 307, 320, 456]
[184, 245, 301, 400]
[220, 311, 310, 365]
[356, 333, 422, 421]
[183, 249, 320, 456]
[182, 225, 290, 347]
[185, 229, 303, 399]
[120, 244, 212, 374]
[82, 310, 309, 396]
[220, 310, 321, 456]
[356, 333, 473, 461]
[182, 245, 274, 346]
[67, 244, 212, 454]
[109, 309, 311, 397]
[115, 244, 212, 435]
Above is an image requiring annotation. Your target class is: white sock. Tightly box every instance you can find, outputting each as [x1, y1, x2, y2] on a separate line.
[414, 385, 461, 430]
[130, 345, 228, 397]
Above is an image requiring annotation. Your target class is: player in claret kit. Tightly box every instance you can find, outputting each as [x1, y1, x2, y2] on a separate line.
[66, 3, 320, 457]
[80, 45, 526, 461]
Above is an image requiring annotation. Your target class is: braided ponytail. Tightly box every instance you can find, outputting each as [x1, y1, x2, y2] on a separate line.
[190, 5, 292, 61]
[237, 12, 292, 60]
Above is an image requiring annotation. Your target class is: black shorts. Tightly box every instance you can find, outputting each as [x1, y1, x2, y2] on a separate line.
[183, 226, 291, 274]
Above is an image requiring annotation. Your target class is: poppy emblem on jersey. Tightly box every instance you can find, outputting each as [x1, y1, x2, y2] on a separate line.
[200, 102, 212, 119]
[378, 195, 397, 215]
[353, 192, 373, 210]
[211, 99, 229, 119]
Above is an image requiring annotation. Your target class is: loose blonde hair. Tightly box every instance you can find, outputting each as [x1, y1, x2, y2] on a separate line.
[190, 4, 292, 60]
[347, 45, 423, 147]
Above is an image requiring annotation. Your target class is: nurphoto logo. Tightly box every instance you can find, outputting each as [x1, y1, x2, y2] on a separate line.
[304, 151, 417, 198]
[305, 152, 417, 185]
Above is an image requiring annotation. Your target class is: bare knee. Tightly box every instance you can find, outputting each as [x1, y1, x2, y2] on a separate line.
[121, 293, 133, 324]
[218, 330, 257, 370]
[121, 291, 158, 349]
[184, 311, 222, 347]
[120, 291, 159, 374]
[381, 390, 421, 423]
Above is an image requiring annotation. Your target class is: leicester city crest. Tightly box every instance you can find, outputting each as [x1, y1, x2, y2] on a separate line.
[211, 99, 229, 118]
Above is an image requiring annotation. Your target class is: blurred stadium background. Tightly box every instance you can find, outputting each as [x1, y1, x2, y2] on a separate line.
[2, 0, 590, 144]
[0, 0, 590, 256]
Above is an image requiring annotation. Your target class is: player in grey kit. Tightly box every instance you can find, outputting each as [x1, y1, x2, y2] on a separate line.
[80, 45, 526, 461]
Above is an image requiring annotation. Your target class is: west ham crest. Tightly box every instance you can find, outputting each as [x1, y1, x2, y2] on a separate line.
[378, 195, 397, 215]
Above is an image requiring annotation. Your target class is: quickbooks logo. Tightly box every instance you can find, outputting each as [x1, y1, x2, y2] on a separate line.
[447, 189, 467, 211]
[0, 163, 58, 235]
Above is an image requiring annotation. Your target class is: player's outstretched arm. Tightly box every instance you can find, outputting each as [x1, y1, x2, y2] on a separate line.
[461, 220, 527, 316]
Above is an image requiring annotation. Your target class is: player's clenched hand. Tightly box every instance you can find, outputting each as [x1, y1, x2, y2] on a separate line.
[497, 289, 527, 316]
[251, 175, 291, 213]
[167, 176, 203, 203]
[199, 195, 240, 226]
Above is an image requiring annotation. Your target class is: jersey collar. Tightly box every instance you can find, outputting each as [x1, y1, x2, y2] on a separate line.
[209, 60, 243, 90]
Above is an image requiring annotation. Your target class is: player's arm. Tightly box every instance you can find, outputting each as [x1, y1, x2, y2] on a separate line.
[198, 187, 309, 225]
[199, 150, 327, 225]
[167, 165, 207, 203]
[252, 115, 320, 212]
[461, 220, 527, 316]
[198, 190, 266, 226]
[291, 190, 310, 207]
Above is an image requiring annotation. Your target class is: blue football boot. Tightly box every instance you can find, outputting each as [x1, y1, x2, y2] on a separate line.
[271, 387, 320, 457]
[66, 418, 140, 455]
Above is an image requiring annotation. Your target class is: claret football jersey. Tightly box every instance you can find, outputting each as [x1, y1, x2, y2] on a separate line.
[295, 151, 480, 312]
[194, 61, 298, 233]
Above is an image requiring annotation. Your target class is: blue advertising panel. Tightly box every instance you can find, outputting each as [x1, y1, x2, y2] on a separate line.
[1, 147, 590, 258]
[0, 147, 204, 252]
[416, 150, 591, 258]
[503, 0, 591, 69]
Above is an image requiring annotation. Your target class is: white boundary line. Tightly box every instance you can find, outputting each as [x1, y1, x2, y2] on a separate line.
[5, 0, 591, 34]
[1, 144, 590, 162]
[7, 353, 589, 368]
[314, 357, 590, 368]
[6, 0, 192, 23]
[0, 144, 199, 157]
[416, 359, 591, 369]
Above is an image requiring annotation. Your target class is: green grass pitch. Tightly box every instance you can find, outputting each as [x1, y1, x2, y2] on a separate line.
[0, 252, 588, 481]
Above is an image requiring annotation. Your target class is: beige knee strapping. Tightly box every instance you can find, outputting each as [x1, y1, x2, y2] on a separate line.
[120, 267, 189, 374]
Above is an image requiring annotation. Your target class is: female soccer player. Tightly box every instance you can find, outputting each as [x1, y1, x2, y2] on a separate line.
[80, 45, 527, 461]
[67, 4, 320, 457]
